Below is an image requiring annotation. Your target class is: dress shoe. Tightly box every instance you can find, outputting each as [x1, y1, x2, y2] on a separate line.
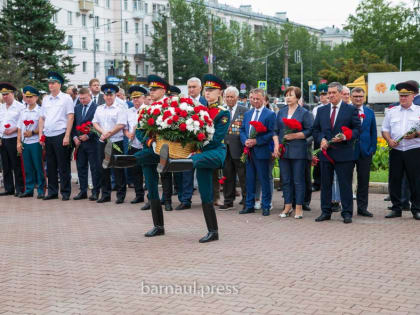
[343, 217, 352, 224]
[389, 205, 410, 211]
[62, 196, 70, 201]
[37, 194, 45, 199]
[302, 204, 311, 211]
[144, 226, 165, 237]
[164, 203, 173, 211]
[141, 202, 151, 210]
[115, 198, 124, 204]
[97, 196, 111, 203]
[73, 192, 88, 200]
[19, 191, 34, 198]
[15, 192, 22, 197]
[385, 210, 401, 218]
[175, 203, 191, 210]
[199, 231, 218, 243]
[315, 214, 331, 222]
[331, 202, 341, 212]
[412, 211, 420, 220]
[130, 196, 144, 204]
[357, 210, 373, 217]
[0, 191, 14, 196]
[89, 194, 98, 201]
[43, 194, 58, 200]
[213, 199, 223, 207]
[219, 204, 234, 210]
[262, 209, 270, 216]
[239, 208, 255, 214]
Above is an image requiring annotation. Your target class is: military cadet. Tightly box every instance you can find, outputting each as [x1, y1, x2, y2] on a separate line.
[17, 86, 45, 198]
[38, 72, 74, 201]
[158, 74, 230, 243]
[125, 85, 147, 204]
[92, 84, 127, 204]
[0, 82, 25, 196]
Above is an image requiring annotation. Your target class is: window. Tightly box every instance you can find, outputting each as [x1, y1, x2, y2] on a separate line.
[125, 21, 128, 33]
[95, 16, 99, 28]
[133, 0, 138, 10]
[107, 19, 111, 31]
[67, 35, 73, 52]
[124, 0, 128, 10]
[82, 61, 87, 72]
[135, 43, 139, 54]
[95, 62, 100, 73]
[95, 39, 100, 51]
[145, 64, 149, 75]
[136, 64, 139, 75]
[82, 37, 87, 50]
[135, 22, 139, 34]
[94, 0, 98, 4]
[144, 3, 148, 13]
[125, 42, 129, 54]
[145, 24, 148, 35]
[81, 14, 86, 27]
[52, 12, 57, 23]
[67, 11, 72, 25]
[106, 0, 110, 8]
[107, 41, 111, 52]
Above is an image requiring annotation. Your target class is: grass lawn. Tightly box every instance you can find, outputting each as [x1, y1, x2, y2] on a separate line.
[370, 169, 388, 183]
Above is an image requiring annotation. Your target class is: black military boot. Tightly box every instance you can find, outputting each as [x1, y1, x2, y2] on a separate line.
[199, 203, 219, 243]
[157, 144, 193, 173]
[144, 199, 165, 237]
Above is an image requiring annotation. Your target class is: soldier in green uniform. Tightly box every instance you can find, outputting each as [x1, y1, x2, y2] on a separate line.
[158, 74, 230, 243]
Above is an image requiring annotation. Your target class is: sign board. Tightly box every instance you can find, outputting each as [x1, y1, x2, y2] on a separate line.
[106, 76, 122, 84]
[311, 84, 317, 92]
[320, 79, 328, 84]
[285, 77, 290, 85]
[368, 71, 420, 103]
[240, 83, 246, 90]
[258, 81, 267, 90]
[308, 80, 313, 86]
[281, 85, 285, 91]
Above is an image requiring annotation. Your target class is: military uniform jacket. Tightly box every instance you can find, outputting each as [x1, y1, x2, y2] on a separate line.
[224, 104, 247, 159]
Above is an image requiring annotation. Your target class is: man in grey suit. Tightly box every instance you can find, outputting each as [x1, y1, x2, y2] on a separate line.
[219, 86, 247, 210]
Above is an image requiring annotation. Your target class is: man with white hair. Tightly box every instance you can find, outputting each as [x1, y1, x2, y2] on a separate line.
[219, 86, 247, 210]
[341, 86, 352, 105]
[175, 77, 207, 210]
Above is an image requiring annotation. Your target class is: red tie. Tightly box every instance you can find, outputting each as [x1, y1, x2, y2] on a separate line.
[330, 105, 337, 128]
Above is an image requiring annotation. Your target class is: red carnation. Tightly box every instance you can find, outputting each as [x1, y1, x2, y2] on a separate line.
[138, 114, 143, 122]
[147, 108, 152, 115]
[167, 119, 173, 125]
[358, 113, 365, 119]
[282, 118, 302, 131]
[180, 110, 188, 118]
[179, 123, 187, 131]
[162, 103, 169, 108]
[152, 108, 161, 116]
[23, 120, 31, 126]
[197, 133, 206, 141]
[249, 121, 267, 133]
[191, 114, 199, 121]
[85, 121, 92, 126]
[180, 97, 194, 105]
[341, 126, 352, 140]
[76, 126, 81, 131]
[194, 107, 201, 113]
[40, 135, 46, 143]
[147, 118, 155, 126]
[4, 124, 10, 129]
[199, 120, 204, 127]
[163, 111, 172, 120]
[171, 101, 178, 108]
[175, 107, 181, 114]
[172, 115, 179, 122]
[204, 116, 210, 122]
[218, 176, 227, 185]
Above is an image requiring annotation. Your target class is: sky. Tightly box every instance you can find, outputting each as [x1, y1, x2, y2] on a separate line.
[219, 0, 411, 29]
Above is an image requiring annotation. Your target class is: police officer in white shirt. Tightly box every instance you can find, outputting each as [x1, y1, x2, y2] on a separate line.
[124, 85, 147, 204]
[0, 83, 25, 196]
[38, 71, 75, 201]
[382, 81, 420, 220]
[92, 84, 127, 204]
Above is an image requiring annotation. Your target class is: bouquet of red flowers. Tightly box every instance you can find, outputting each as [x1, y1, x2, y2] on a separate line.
[75, 121, 122, 153]
[278, 118, 303, 158]
[312, 126, 353, 165]
[137, 96, 215, 148]
[240, 121, 267, 163]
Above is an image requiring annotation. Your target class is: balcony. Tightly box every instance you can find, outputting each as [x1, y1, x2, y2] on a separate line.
[134, 53, 146, 63]
[79, 0, 93, 12]
[133, 10, 146, 20]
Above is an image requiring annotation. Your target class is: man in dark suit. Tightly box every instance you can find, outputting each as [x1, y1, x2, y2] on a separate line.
[351, 87, 376, 217]
[313, 82, 361, 224]
[72, 88, 100, 201]
[176, 77, 208, 210]
[219, 86, 247, 210]
[89, 78, 105, 106]
[239, 88, 276, 216]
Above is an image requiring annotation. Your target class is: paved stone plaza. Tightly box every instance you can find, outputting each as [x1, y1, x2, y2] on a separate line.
[0, 187, 419, 314]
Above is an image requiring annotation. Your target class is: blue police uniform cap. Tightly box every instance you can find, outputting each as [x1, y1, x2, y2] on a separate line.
[101, 83, 119, 94]
[169, 85, 181, 95]
[47, 71, 65, 85]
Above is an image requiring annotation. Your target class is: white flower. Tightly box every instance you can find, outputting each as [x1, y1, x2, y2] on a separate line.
[171, 96, 179, 103]
[193, 121, 200, 128]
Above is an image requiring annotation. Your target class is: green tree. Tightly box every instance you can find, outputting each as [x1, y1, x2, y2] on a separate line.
[0, 0, 75, 89]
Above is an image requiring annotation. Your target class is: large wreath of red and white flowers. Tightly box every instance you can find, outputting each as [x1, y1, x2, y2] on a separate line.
[137, 96, 215, 147]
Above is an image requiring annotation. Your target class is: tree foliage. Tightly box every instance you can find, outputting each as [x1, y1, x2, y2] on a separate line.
[0, 0, 75, 89]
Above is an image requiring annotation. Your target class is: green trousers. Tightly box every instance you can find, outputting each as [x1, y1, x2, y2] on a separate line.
[134, 147, 160, 199]
[22, 142, 45, 195]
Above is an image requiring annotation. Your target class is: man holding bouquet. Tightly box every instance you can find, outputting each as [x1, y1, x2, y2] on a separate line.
[312, 82, 360, 224]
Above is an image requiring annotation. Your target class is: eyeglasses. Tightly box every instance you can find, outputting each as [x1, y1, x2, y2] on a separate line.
[352, 96, 364, 98]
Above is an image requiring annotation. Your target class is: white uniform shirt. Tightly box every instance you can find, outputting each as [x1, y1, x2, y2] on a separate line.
[18, 105, 41, 144]
[127, 106, 142, 149]
[0, 99, 25, 138]
[41, 91, 74, 137]
[382, 104, 420, 151]
[116, 97, 129, 110]
[92, 102, 127, 143]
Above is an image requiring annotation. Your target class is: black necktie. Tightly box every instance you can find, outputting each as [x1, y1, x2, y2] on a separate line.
[82, 105, 88, 119]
